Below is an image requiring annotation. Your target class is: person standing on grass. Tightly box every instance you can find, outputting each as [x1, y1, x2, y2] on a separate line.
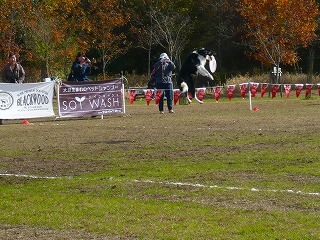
[1, 53, 26, 125]
[154, 53, 176, 114]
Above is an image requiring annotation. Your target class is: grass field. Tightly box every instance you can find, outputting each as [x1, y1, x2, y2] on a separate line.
[0, 95, 319, 239]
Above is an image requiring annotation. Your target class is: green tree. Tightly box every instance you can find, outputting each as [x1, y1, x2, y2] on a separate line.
[85, 0, 130, 80]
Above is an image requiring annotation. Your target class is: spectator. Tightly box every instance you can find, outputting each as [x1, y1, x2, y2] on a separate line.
[2, 53, 25, 84]
[1, 53, 26, 125]
[71, 51, 91, 82]
[154, 53, 176, 114]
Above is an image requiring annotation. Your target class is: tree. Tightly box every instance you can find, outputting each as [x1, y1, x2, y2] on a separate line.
[24, 0, 83, 79]
[129, 0, 193, 75]
[238, 0, 318, 84]
[148, 2, 192, 70]
[189, 0, 244, 76]
[126, 0, 160, 76]
[150, 9, 190, 69]
[0, 0, 30, 65]
[85, 0, 130, 79]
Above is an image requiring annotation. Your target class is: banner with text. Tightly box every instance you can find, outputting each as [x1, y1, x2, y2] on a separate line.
[0, 82, 55, 119]
[58, 79, 124, 118]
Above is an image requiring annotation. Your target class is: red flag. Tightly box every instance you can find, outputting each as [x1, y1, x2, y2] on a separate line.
[260, 83, 268, 97]
[144, 89, 153, 105]
[318, 84, 320, 95]
[239, 83, 248, 99]
[129, 90, 136, 105]
[213, 86, 221, 102]
[250, 82, 259, 97]
[284, 84, 291, 98]
[173, 89, 180, 105]
[196, 88, 206, 101]
[295, 84, 303, 98]
[272, 84, 279, 98]
[305, 84, 313, 97]
[227, 85, 235, 100]
[154, 90, 163, 105]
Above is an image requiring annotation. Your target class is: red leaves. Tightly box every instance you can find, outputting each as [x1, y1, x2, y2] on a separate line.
[238, 0, 318, 66]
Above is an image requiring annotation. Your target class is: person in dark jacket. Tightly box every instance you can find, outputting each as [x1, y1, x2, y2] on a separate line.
[154, 53, 176, 114]
[71, 52, 91, 82]
[2, 54, 25, 84]
[1, 54, 26, 125]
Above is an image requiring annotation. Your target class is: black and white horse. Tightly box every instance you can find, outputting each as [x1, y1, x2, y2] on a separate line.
[177, 48, 217, 103]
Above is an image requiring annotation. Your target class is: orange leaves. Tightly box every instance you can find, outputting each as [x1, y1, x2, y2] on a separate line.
[238, 0, 318, 66]
[86, 4, 128, 63]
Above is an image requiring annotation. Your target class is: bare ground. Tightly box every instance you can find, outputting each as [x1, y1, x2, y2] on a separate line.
[1, 98, 320, 239]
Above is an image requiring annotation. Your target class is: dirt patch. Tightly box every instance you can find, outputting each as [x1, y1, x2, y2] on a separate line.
[1, 99, 320, 238]
[0, 225, 120, 240]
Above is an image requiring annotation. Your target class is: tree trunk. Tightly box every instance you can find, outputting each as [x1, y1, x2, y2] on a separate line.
[148, 45, 151, 77]
[41, 60, 47, 81]
[307, 47, 314, 84]
[276, 64, 282, 97]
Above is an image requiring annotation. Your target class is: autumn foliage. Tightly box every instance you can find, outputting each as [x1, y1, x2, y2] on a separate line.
[237, 0, 319, 67]
[0, 0, 319, 81]
[0, 0, 129, 80]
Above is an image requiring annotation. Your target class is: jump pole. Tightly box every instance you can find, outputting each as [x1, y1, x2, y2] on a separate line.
[248, 82, 253, 111]
[122, 83, 126, 114]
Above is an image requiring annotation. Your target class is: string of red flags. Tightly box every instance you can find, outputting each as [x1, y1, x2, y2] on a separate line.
[284, 84, 291, 98]
[239, 83, 248, 99]
[197, 88, 206, 102]
[272, 84, 279, 98]
[145, 89, 153, 105]
[306, 84, 313, 97]
[261, 83, 268, 97]
[154, 90, 163, 105]
[295, 84, 303, 98]
[129, 89, 136, 105]
[227, 85, 235, 100]
[174, 89, 181, 105]
[213, 86, 222, 102]
[127, 82, 319, 105]
[250, 83, 259, 97]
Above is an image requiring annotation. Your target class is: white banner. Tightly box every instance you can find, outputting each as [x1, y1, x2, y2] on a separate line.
[0, 82, 55, 119]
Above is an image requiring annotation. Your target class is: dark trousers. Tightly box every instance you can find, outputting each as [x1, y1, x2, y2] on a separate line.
[156, 82, 173, 112]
